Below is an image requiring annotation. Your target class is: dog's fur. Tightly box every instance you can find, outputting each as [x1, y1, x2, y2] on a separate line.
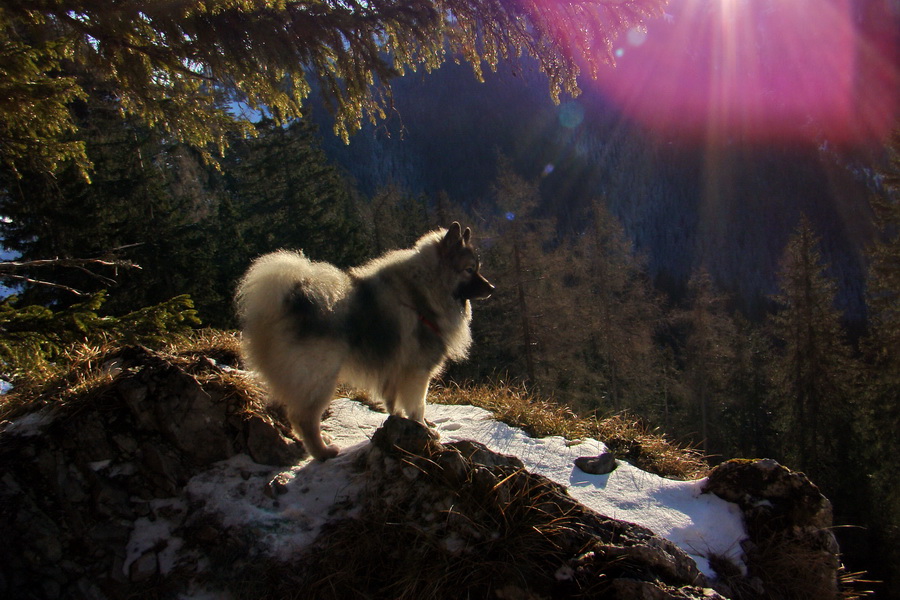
[236, 222, 494, 460]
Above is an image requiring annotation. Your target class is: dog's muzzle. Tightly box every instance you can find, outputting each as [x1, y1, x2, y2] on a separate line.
[457, 273, 495, 301]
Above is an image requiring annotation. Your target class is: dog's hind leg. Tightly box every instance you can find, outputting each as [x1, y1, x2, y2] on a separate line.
[283, 377, 340, 460]
[396, 371, 431, 423]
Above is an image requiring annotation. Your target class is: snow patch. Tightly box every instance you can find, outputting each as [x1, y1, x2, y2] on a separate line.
[185, 449, 368, 558]
[123, 498, 188, 576]
[0, 407, 56, 436]
[425, 402, 747, 576]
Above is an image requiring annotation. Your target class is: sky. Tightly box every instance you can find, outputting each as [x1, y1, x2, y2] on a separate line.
[111, 397, 748, 596]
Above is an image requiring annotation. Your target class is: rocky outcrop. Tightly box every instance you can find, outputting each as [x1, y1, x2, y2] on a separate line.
[0, 346, 303, 599]
[702, 458, 841, 599]
[0, 347, 843, 599]
[296, 415, 722, 600]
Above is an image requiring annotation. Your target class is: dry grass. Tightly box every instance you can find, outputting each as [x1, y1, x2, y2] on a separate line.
[166, 328, 244, 367]
[0, 329, 263, 423]
[430, 380, 708, 480]
[274, 450, 596, 600]
[0, 341, 119, 422]
[2, 330, 706, 481]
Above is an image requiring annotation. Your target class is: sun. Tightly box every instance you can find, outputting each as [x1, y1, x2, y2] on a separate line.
[587, 0, 898, 145]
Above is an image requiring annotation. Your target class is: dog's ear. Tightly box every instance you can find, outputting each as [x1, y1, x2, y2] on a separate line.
[462, 227, 471, 245]
[443, 222, 462, 248]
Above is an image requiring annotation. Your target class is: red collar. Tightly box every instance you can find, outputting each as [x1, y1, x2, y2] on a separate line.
[402, 303, 441, 337]
[417, 312, 441, 337]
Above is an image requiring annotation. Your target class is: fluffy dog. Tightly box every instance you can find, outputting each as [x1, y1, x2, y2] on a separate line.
[235, 222, 494, 460]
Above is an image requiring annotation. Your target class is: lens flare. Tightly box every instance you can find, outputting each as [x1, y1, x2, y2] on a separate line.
[583, 0, 898, 144]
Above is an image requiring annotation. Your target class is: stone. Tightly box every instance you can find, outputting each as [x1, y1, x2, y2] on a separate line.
[128, 550, 158, 582]
[703, 458, 832, 531]
[370, 414, 441, 456]
[574, 452, 618, 475]
[0, 346, 846, 600]
[245, 414, 304, 466]
[445, 439, 524, 470]
[703, 458, 841, 598]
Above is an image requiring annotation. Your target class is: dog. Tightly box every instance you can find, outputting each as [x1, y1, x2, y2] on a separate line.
[235, 222, 494, 460]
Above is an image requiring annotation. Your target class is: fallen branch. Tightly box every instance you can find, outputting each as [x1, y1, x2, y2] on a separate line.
[0, 255, 142, 296]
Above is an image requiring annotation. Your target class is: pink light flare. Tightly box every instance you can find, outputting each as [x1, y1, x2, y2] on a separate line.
[582, 0, 899, 145]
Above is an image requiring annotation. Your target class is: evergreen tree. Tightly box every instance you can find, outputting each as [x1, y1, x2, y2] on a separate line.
[558, 199, 665, 414]
[0, 101, 207, 313]
[365, 184, 434, 252]
[223, 118, 369, 269]
[720, 314, 775, 459]
[0, 0, 666, 178]
[768, 216, 858, 483]
[860, 127, 900, 592]
[673, 267, 737, 455]
[468, 159, 554, 386]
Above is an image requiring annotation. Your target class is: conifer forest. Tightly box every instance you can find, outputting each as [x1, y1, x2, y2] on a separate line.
[0, 0, 898, 596]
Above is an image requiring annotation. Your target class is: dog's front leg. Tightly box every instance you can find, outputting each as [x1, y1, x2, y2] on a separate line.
[396, 372, 431, 422]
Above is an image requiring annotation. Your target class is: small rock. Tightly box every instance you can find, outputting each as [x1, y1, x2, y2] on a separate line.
[245, 415, 304, 466]
[128, 550, 158, 582]
[574, 452, 618, 475]
[445, 440, 524, 470]
[370, 415, 440, 456]
[435, 448, 469, 485]
[264, 474, 290, 498]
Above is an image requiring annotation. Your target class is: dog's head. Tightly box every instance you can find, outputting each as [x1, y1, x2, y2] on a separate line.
[439, 222, 494, 302]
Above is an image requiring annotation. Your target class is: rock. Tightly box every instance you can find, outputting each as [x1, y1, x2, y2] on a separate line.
[445, 439, 524, 470]
[704, 458, 833, 531]
[703, 458, 841, 598]
[0, 346, 309, 600]
[295, 418, 714, 600]
[0, 345, 846, 600]
[369, 414, 441, 456]
[264, 473, 291, 498]
[574, 452, 618, 475]
[608, 579, 729, 600]
[245, 414, 304, 466]
[128, 550, 158, 582]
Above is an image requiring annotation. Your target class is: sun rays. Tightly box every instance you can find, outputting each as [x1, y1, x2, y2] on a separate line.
[582, 0, 898, 145]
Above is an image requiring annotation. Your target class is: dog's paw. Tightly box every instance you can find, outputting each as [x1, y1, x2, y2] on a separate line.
[306, 441, 340, 461]
[320, 444, 340, 460]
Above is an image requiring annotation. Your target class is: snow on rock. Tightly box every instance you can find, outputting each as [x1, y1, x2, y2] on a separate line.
[184, 449, 367, 558]
[177, 397, 744, 578]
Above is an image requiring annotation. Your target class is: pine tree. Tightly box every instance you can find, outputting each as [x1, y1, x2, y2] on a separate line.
[673, 267, 737, 455]
[365, 185, 434, 252]
[768, 216, 857, 480]
[464, 159, 559, 387]
[720, 314, 775, 459]
[0, 0, 666, 178]
[224, 118, 369, 268]
[558, 199, 665, 414]
[0, 101, 203, 312]
[860, 127, 900, 591]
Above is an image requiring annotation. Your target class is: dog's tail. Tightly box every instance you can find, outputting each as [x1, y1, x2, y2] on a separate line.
[236, 250, 349, 327]
[236, 250, 302, 326]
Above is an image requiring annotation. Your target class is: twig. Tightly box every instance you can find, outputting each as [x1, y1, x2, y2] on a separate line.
[1, 274, 87, 296]
[0, 256, 143, 295]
